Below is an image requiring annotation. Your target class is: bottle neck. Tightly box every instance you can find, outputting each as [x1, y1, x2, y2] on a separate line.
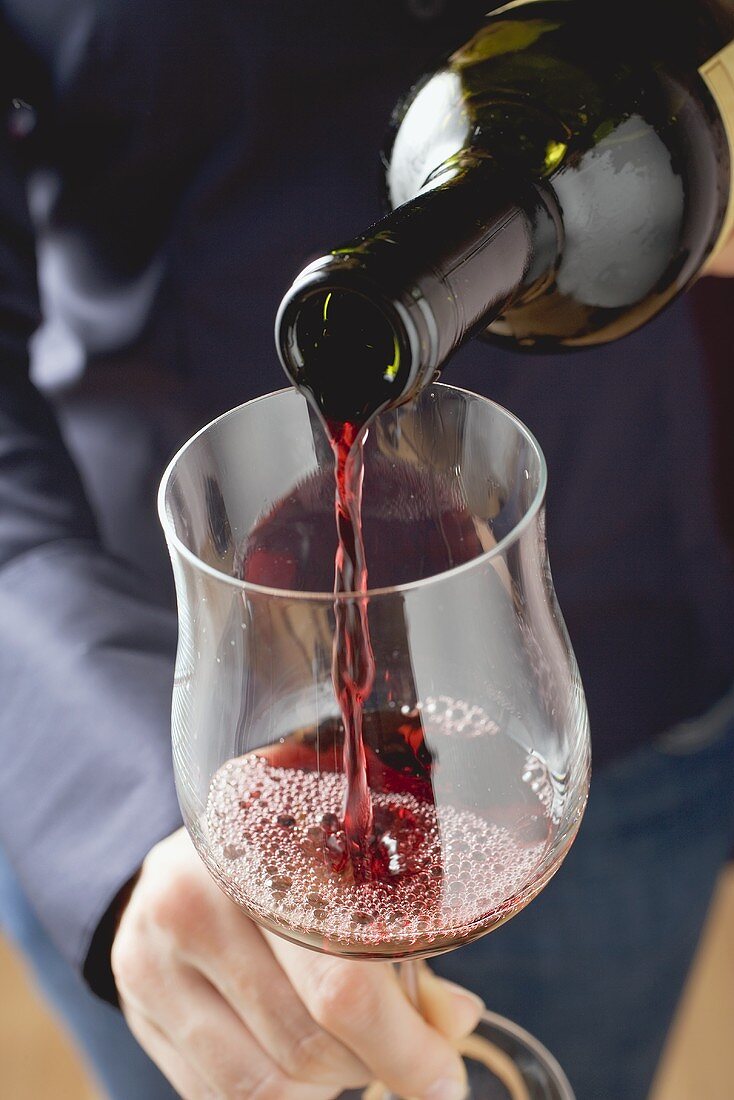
[276, 161, 561, 425]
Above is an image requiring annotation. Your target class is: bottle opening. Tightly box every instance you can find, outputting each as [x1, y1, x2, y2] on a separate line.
[278, 285, 412, 426]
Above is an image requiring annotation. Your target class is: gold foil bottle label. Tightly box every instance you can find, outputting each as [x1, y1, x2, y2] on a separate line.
[701, 39, 734, 262]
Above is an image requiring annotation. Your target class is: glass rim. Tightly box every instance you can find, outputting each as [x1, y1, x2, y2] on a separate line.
[157, 383, 548, 602]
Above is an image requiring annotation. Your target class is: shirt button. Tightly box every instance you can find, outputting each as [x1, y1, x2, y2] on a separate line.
[7, 98, 37, 141]
[405, 0, 447, 21]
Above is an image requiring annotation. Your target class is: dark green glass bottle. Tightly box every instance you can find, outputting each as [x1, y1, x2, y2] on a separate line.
[276, 0, 734, 426]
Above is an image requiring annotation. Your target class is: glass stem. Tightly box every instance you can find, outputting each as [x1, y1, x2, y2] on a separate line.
[367, 963, 422, 1100]
[397, 959, 421, 1009]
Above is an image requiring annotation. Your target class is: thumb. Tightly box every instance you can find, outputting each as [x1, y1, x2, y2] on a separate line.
[417, 964, 485, 1041]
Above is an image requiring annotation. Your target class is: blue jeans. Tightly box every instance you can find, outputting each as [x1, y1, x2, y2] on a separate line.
[2, 698, 733, 1100]
[0, 850, 178, 1099]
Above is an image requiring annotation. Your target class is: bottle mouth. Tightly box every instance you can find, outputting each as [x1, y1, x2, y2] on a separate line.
[275, 261, 429, 426]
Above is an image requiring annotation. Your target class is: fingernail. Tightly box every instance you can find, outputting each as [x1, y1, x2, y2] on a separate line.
[444, 980, 485, 1016]
[422, 1077, 468, 1100]
[444, 985, 484, 1025]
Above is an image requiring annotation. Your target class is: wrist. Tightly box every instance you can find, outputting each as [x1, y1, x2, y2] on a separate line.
[84, 870, 142, 1007]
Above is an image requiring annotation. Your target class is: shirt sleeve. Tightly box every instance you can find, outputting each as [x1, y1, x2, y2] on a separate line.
[0, 42, 182, 1002]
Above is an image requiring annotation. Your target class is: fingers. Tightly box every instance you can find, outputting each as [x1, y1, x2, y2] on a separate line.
[123, 1004, 212, 1100]
[268, 934, 472, 1100]
[115, 829, 481, 1100]
[706, 232, 734, 276]
[416, 964, 485, 1042]
[114, 829, 367, 1097]
[150, 962, 338, 1100]
[186, 897, 369, 1089]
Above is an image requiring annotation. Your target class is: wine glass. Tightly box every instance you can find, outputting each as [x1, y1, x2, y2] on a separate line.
[158, 383, 589, 1099]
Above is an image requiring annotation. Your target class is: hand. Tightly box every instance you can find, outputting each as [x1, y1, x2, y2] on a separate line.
[112, 828, 484, 1099]
[705, 231, 734, 277]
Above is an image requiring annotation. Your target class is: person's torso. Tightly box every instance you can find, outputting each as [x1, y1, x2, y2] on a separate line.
[5, 0, 734, 765]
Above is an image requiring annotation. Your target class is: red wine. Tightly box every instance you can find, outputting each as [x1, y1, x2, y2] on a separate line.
[237, 436, 487, 594]
[241, 412, 394, 884]
[237, 407, 491, 888]
[328, 421, 376, 879]
[205, 711, 560, 957]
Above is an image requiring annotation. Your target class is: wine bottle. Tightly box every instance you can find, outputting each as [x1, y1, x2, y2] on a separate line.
[276, 0, 734, 426]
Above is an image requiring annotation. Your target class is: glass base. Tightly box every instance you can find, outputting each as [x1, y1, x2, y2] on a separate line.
[338, 1011, 575, 1100]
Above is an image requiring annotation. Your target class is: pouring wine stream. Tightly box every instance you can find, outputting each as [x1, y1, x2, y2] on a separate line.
[329, 420, 376, 876]
[324, 413, 532, 1100]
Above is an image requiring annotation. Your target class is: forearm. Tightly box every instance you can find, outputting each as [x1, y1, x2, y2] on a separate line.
[0, 539, 182, 999]
[0, 107, 180, 1000]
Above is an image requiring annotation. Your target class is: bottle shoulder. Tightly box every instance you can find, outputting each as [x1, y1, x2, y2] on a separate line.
[383, 0, 732, 349]
[385, 1, 725, 200]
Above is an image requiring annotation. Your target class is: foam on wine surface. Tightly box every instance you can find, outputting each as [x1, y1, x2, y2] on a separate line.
[204, 715, 556, 956]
